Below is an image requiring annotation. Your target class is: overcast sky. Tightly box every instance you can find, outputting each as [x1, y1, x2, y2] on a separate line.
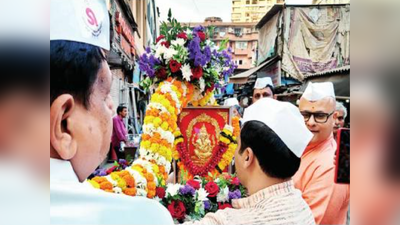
[156, 0, 312, 23]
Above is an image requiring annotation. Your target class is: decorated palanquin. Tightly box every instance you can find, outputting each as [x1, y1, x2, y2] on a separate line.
[175, 107, 233, 181]
[87, 12, 242, 216]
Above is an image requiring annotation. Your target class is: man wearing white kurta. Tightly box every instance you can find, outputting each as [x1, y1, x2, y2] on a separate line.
[50, 0, 173, 224]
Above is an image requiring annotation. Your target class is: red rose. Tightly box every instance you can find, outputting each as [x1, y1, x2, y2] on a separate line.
[197, 31, 206, 41]
[231, 177, 240, 186]
[106, 166, 117, 174]
[167, 200, 186, 220]
[218, 203, 233, 210]
[155, 67, 167, 79]
[177, 32, 188, 40]
[161, 41, 170, 48]
[156, 187, 166, 199]
[156, 35, 165, 43]
[191, 66, 203, 79]
[169, 59, 182, 73]
[205, 181, 219, 197]
[187, 179, 201, 190]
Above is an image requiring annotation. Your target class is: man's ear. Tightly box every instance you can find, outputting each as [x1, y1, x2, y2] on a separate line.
[50, 94, 78, 160]
[242, 147, 254, 169]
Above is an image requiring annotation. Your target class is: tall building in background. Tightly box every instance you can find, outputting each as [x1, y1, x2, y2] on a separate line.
[231, 0, 284, 23]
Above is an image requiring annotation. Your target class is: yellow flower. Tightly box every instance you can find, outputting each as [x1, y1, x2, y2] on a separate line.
[161, 121, 169, 131]
[142, 140, 151, 149]
[220, 136, 230, 144]
[153, 117, 162, 127]
[150, 143, 160, 152]
[117, 178, 127, 189]
[144, 116, 154, 124]
[152, 164, 160, 174]
[110, 173, 120, 181]
[88, 180, 100, 189]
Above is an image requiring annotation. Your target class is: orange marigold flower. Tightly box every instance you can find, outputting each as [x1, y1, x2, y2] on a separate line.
[123, 188, 137, 196]
[123, 175, 135, 188]
[147, 181, 156, 190]
[100, 182, 113, 190]
[92, 177, 107, 184]
[146, 173, 154, 182]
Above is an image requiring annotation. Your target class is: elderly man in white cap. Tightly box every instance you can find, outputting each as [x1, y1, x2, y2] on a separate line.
[184, 98, 315, 225]
[224, 97, 243, 118]
[334, 101, 348, 138]
[50, 0, 173, 224]
[252, 77, 277, 104]
[294, 82, 350, 225]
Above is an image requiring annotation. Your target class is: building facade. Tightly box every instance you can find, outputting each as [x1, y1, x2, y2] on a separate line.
[105, 0, 159, 136]
[231, 0, 284, 23]
[313, 0, 350, 4]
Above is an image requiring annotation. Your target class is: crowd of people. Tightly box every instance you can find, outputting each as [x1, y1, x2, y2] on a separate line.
[44, 0, 349, 224]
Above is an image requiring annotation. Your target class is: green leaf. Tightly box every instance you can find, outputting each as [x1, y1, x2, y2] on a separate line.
[168, 8, 172, 22]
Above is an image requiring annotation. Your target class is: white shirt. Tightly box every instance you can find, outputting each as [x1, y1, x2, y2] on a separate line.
[50, 158, 173, 224]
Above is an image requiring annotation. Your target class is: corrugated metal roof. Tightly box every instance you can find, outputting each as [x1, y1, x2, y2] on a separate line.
[304, 65, 350, 78]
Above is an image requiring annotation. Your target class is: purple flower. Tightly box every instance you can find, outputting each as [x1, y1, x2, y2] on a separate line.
[93, 168, 107, 177]
[193, 25, 205, 33]
[139, 53, 158, 78]
[145, 46, 151, 54]
[179, 185, 196, 196]
[204, 200, 211, 210]
[228, 189, 242, 200]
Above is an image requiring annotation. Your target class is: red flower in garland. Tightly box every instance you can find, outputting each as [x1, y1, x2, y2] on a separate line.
[197, 31, 206, 42]
[156, 35, 165, 43]
[191, 66, 203, 79]
[177, 32, 188, 40]
[218, 203, 233, 210]
[106, 166, 117, 174]
[156, 187, 166, 199]
[155, 67, 168, 79]
[161, 41, 170, 48]
[169, 59, 182, 73]
[232, 177, 240, 186]
[167, 200, 186, 220]
[205, 181, 220, 197]
[187, 179, 201, 190]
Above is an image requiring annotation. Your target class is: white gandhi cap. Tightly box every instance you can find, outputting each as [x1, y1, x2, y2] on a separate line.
[242, 98, 313, 157]
[224, 98, 240, 107]
[50, 0, 110, 50]
[254, 77, 274, 90]
[302, 82, 336, 101]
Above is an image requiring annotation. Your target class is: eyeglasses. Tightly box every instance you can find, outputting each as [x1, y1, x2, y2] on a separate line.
[300, 111, 335, 124]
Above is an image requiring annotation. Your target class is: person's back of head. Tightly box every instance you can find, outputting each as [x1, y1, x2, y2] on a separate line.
[239, 121, 300, 179]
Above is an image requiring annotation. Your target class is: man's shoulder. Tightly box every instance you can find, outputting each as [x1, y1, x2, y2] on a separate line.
[51, 182, 173, 224]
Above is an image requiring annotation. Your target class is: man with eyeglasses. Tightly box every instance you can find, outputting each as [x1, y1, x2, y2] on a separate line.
[252, 77, 277, 104]
[293, 82, 350, 225]
[334, 101, 348, 139]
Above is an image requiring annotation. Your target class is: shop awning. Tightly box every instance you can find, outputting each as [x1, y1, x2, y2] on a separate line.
[229, 57, 277, 84]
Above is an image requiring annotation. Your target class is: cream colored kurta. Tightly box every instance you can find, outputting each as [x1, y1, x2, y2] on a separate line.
[50, 158, 173, 224]
[184, 180, 315, 225]
[293, 135, 350, 225]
